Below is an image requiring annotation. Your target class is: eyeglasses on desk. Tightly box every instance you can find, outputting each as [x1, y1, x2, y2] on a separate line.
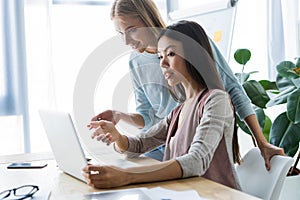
[0, 185, 39, 200]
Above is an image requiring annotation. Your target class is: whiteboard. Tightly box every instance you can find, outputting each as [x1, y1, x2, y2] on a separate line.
[167, 6, 237, 62]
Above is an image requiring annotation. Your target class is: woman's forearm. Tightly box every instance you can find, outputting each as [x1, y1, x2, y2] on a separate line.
[244, 114, 268, 147]
[83, 160, 183, 189]
[127, 160, 183, 184]
[115, 134, 129, 152]
[118, 112, 145, 129]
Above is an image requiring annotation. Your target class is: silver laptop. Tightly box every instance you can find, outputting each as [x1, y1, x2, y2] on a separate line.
[39, 110, 88, 182]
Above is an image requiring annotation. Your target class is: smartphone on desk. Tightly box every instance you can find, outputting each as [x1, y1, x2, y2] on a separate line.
[7, 162, 48, 169]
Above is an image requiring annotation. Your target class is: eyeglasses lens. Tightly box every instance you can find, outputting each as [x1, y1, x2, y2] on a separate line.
[15, 186, 37, 197]
[0, 190, 11, 199]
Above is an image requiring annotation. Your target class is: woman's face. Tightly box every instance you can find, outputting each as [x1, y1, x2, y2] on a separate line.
[157, 35, 189, 86]
[113, 15, 156, 53]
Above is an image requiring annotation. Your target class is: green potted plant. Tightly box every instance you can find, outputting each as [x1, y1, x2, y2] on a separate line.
[233, 49, 300, 176]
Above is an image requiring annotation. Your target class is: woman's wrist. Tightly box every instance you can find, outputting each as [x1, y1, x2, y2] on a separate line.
[113, 110, 122, 124]
[257, 140, 271, 149]
[116, 133, 124, 143]
[115, 134, 129, 151]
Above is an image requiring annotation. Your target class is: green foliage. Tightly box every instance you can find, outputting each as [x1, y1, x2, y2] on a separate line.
[243, 80, 270, 108]
[277, 61, 300, 79]
[269, 112, 300, 156]
[259, 80, 279, 94]
[234, 48, 251, 66]
[234, 49, 300, 157]
[287, 89, 300, 124]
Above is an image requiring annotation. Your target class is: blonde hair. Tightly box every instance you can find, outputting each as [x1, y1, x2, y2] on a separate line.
[111, 0, 166, 34]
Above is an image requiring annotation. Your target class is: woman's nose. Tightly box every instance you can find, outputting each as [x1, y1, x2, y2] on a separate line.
[124, 33, 133, 45]
[160, 56, 168, 68]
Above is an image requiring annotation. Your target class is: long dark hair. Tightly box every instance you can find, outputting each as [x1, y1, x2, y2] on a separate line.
[158, 20, 224, 102]
[158, 20, 241, 164]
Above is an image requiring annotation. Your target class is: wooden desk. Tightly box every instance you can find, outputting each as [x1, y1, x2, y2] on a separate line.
[0, 153, 261, 200]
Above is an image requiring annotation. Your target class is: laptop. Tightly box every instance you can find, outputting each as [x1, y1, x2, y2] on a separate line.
[39, 110, 88, 182]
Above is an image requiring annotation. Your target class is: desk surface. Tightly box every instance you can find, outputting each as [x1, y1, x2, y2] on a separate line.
[0, 153, 261, 200]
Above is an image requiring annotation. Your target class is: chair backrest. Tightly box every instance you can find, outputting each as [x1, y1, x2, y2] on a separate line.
[236, 147, 293, 200]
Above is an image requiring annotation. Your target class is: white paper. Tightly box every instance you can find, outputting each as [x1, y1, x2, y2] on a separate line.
[144, 187, 207, 200]
[54, 187, 207, 200]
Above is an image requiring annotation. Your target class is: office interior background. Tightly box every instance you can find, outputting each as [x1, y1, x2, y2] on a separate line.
[0, 0, 299, 156]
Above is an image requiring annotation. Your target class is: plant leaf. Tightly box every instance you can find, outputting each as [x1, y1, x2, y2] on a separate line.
[234, 49, 251, 65]
[263, 115, 272, 141]
[287, 88, 300, 123]
[243, 80, 270, 108]
[259, 80, 279, 93]
[249, 71, 259, 75]
[296, 57, 300, 68]
[266, 87, 295, 107]
[276, 61, 298, 79]
[276, 74, 296, 92]
[269, 112, 300, 157]
[292, 77, 300, 88]
[269, 112, 289, 146]
[287, 69, 300, 77]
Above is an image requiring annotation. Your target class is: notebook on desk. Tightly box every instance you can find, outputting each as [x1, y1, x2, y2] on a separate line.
[39, 110, 88, 182]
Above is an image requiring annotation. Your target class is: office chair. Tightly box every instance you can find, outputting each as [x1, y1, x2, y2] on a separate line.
[236, 147, 293, 200]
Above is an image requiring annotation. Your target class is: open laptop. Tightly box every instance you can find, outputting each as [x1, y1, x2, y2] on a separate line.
[39, 110, 88, 182]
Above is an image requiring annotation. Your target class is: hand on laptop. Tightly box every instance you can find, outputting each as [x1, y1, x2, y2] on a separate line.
[82, 165, 130, 188]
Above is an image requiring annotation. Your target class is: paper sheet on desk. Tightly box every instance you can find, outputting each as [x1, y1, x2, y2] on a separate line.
[54, 187, 206, 200]
[145, 187, 207, 200]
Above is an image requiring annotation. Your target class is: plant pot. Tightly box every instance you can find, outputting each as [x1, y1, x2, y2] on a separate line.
[279, 174, 300, 200]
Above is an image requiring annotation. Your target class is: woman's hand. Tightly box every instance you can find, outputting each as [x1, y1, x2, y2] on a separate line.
[88, 120, 122, 146]
[259, 143, 285, 171]
[91, 110, 121, 125]
[82, 165, 130, 188]
[243, 114, 285, 170]
[89, 110, 145, 129]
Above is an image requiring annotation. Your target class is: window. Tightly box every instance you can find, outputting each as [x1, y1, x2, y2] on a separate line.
[0, 2, 5, 98]
[24, 2, 117, 152]
[0, 0, 29, 155]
